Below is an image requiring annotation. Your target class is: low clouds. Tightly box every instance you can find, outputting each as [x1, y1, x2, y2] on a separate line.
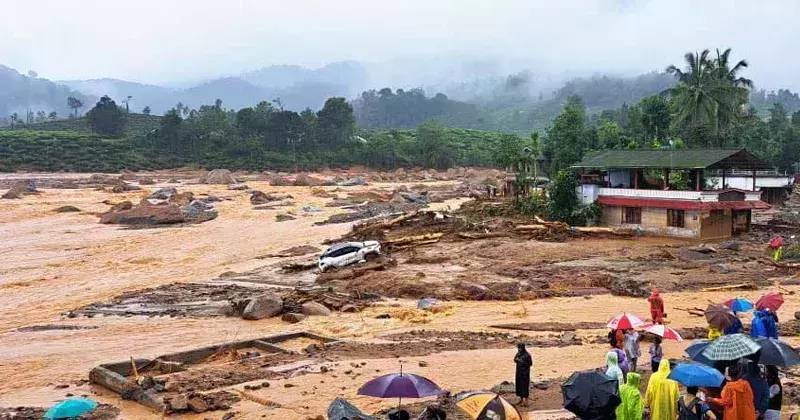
[1, 0, 797, 89]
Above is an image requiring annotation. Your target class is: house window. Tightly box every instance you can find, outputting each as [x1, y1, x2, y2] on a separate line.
[667, 209, 685, 228]
[623, 207, 641, 224]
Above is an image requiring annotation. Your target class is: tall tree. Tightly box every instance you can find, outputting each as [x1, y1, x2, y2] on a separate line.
[542, 96, 589, 173]
[67, 96, 83, 118]
[86, 95, 125, 136]
[317, 97, 355, 149]
[416, 120, 456, 169]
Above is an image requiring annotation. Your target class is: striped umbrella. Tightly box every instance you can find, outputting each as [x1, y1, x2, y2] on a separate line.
[456, 392, 522, 420]
[642, 323, 683, 341]
[607, 313, 645, 330]
[701, 333, 761, 361]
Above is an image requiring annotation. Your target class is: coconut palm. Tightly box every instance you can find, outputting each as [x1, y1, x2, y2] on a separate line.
[666, 48, 751, 146]
[666, 50, 717, 138]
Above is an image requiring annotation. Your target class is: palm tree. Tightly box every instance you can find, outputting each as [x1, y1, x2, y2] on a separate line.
[666, 50, 717, 140]
[666, 48, 751, 146]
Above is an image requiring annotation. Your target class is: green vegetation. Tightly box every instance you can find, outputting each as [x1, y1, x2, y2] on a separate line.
[0, 131, 152, 172]
[2, 48, 800, 177]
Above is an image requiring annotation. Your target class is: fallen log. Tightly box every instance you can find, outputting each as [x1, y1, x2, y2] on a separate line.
[574, 226, 633, 236]
[384, 233, 444, 246]
[700, 283, 757, 292]
[515, 224, 548, 231]
[457, 232, 510, 240]
[382, 211, 419, 228]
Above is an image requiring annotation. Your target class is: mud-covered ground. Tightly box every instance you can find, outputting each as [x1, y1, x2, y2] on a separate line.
[2, 169, 800, 420]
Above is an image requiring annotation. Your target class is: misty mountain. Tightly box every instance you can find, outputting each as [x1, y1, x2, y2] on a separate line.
[58, 78, 171, 114]
[0, 65, 93, 118]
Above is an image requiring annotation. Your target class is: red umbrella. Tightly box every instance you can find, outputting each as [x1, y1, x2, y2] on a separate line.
[607, 313, 645, 330]
[756, 292, 784, 311]
[642, 323, 683, 342]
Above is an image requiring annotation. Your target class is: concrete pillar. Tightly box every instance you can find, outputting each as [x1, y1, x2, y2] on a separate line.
[695, 169, 701, 191]
[752, 168, 757, 191]
[722, 168, 726, 189]
[634, 169, 639, 189]
[663, 168, 670, 190]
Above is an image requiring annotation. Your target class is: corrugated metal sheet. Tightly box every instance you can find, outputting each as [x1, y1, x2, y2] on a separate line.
[572, 148, 771, 170]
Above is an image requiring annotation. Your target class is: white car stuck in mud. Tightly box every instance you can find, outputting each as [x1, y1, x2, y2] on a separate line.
[318, 241, 381, 272]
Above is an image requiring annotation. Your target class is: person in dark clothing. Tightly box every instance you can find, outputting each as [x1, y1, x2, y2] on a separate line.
[741, 359, 769, 418]
[724, 312, 743, 335]
[514, 343, 532, 406]
[764, 365, 782, 420]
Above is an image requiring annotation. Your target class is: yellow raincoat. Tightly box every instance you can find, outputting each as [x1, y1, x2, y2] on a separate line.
[708, 326, 722, 341]
[644, 359, 679, 420]
[616, 372, 643, 420]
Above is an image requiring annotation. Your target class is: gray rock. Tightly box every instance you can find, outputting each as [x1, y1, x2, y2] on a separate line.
[720, 240, 741, 251]
[228, 183, 249, 190]
[560, 331, 577, 345]
[490, 381, 515, 394]
[300, 301, 332, 316]
[148, 187, 177, 200]
[242, 293, 284, 320]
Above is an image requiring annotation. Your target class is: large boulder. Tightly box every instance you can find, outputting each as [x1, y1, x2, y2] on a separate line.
[293, 173, 325, 187]
[181, 200, 218, 223]
[2, 181, 39, 199]
[168, 192, 195, 206]
[203, 169, 237, 185]
[300, 301, 332, 316]
[268, 175, 293, 186]
[149, 187, 178, 200]
[242, 293, 284, 320]
[250, 191, 271, 205]
[100, 202, 185, 225]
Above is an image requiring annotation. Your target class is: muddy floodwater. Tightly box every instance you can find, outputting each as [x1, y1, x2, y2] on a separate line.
[1, 173, 798, 419]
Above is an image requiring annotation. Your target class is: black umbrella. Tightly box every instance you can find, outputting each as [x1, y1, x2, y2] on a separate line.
[754, 337, 800, 367]
[562, 371, 621, 419]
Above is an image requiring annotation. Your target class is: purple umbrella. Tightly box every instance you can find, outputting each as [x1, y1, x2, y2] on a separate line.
[357, 368, 441, 408]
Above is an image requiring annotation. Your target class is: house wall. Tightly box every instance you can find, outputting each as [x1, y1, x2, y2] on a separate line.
[600, 205, 701, 238]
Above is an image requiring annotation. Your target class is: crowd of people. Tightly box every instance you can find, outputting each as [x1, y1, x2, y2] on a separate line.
[591, 292, 785, 420]
[507, 289, 788, 420]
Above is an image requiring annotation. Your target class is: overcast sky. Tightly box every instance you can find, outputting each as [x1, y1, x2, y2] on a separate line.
[2, 0, 798, 89]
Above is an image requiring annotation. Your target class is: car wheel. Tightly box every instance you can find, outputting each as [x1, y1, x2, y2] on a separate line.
[364, 252, 379, 261]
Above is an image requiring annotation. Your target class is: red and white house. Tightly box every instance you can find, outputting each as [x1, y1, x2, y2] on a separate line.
[571, 149, 788, 240]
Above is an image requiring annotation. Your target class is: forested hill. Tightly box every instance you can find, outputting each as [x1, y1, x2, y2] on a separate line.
[0, 66, 93, 119]
[353, 73, 677, 133]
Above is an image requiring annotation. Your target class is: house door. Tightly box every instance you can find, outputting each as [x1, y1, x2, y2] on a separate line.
[701, 210, 732, 241]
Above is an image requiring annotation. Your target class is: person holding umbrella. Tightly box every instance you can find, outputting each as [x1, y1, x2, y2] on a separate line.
[649, 336, 663, 373]
[624, 329, 641, 373]
[644, 359, 679, 420]
[513, 343, 532, 406]
[724, 312, 743, 335]
[708, 363, 756, 420]
[751, 310, 769, 338]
